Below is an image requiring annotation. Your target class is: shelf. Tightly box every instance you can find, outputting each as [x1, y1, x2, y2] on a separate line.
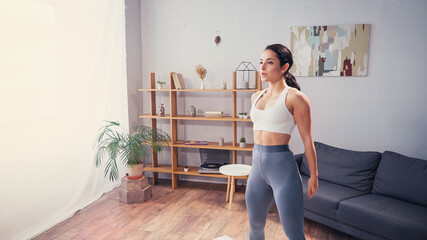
[138, 88, 259, 92]
[173, 115, 252, 121]
[138, 89, 171, 92]
[140, 114, 252, 122]
[141, 72, 259, 189]
[143, 164, 172, 173]
[142, 165, 248, 179]
[139, 114, 171, 119]
[174, 166, 248, 179]
[174, 141, 253, 151]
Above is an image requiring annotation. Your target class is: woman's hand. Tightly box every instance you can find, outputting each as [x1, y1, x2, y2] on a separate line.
[307, 176, 318, 199]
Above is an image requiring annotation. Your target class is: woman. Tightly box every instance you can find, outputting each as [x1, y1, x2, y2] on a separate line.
[246, 44, 318, 240]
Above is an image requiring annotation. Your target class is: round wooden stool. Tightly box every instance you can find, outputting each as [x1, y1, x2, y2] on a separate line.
[219, 164, 252, 210]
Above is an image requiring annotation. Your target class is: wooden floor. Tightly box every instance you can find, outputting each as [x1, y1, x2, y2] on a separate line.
[34, 179, 359, 240]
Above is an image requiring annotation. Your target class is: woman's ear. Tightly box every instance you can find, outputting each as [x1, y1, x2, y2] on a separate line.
[282, 63, 290, 74]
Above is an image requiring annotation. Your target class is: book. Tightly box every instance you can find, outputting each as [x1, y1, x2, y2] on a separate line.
[172, 73, 181, 89]
[172, 73, 186, 89]
[176, 73, 186, 89]
[205, 111, 223, 118]
[184, 141, 208, 145]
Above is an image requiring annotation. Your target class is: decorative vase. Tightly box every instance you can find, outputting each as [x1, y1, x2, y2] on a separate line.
[218, 137, 224, 146]
[200, 79, 205, 89]
[222, 82, 227, 89]
[158, 104, 165, 117]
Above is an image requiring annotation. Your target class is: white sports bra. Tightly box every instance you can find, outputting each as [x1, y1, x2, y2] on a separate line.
[250, 86, 296, 135]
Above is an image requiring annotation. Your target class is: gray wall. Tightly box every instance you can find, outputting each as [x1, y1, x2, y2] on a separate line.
[125, 0, 143, 130]
[127, 0, 427, 182]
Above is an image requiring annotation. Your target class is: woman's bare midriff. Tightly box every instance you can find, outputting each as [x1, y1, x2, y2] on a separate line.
[254, 130, 291, 146]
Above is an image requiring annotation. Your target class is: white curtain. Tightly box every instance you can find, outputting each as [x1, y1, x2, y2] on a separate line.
[0, 0, 128, 239]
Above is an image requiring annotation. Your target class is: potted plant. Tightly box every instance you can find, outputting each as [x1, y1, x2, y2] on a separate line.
[239, 137, 246, 148]
[94, 120, 170, 182]
[157, 81, 166, 89]
[238, 112, 248, 119]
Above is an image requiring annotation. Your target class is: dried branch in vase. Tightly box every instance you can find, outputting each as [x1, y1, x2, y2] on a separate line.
[195, 65, 207, 80]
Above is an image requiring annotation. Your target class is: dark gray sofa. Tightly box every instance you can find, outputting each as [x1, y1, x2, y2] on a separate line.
[296, 142, 427, 240]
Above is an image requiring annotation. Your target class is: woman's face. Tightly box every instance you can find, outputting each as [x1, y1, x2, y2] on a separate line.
[259, 49, 288, 83]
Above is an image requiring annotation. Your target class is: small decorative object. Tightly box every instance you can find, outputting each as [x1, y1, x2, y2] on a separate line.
[239, 137, 246, 148]
[184, 166, 189, 172]
[235, 61, 257, 89]
[290, 24, 370, 76]
[218, 137, 224, 146]
[222, 82, 227, 89]
[188, 105, 196, 117]
[244, 81, 249, 89]
[157, 81, 166, 89]
[215, 31, 221, 46]
[158, 104, 165, 117]
[195, 64, 207, 89]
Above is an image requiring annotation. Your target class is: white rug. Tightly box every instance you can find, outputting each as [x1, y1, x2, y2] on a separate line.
[213, 236, 234, 240]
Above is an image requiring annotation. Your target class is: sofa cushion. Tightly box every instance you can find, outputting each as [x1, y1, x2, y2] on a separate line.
[372, 151, 427, 207]
[301, 175, 367, 220]
[301, 142, 381, 192]
[337, 194, 427, 240]
[294, 153, 303, 168]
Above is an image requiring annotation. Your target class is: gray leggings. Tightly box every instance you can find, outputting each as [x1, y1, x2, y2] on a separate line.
[245, 144, 305, 240]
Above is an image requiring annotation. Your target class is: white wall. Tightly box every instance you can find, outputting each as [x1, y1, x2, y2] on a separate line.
[136, 0, 427, 181]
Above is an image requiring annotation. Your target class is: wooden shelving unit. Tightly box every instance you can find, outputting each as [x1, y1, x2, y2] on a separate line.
[138, 72, 261, 189]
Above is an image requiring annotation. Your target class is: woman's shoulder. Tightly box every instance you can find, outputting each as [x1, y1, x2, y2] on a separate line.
[251, 89, 265, 103]
[287, 87, 310, 105]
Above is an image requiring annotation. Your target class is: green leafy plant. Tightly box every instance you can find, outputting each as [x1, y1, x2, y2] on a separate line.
[157, 81, 166, 85]
[94, 120, 170, 182]
[240, 137, 246, 143]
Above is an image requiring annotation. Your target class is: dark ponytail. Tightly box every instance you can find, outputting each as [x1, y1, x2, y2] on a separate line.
[284, 72, 299, 91]
[265, 44, 301, 91]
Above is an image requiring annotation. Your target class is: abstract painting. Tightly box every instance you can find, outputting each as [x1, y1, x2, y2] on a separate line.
[290, 24, 370, 77]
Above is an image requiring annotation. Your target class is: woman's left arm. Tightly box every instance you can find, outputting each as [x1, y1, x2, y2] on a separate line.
[291, 90, 318, 199]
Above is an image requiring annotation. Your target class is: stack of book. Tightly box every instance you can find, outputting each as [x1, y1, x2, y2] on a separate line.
[205, 111, 223, 118]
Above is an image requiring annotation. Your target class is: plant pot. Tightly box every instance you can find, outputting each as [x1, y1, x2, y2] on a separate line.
[127, 163, 144, 179]
[157, 84, 163, 89]
[240, 142, 246, 148]
[125, 173, 143, 180]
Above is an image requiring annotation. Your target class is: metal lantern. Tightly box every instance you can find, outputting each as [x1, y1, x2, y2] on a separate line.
[235, 61, 257, 89]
